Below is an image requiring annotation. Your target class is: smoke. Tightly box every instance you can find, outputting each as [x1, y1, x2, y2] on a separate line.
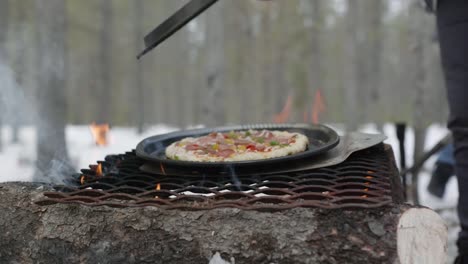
[0, 21, 74, 184]
[0, 60, 34, 124]
[34, 158, 75, 185]
[227, 164, 242, 191]
[0, 58, 74, 184]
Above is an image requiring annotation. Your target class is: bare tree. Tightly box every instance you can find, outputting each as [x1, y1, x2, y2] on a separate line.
[97, 0, 112, 124]
[308, 0, 324, 115]
[0, 0, 8, 151]
[134, 0, 144, 134]
[366, 0, 384, 103]
[34, 0, 72, 182]
[202, 2, 225, 126]
[343, 0, 360, 131]
[0, 0, 7, 59]
[408, 0, 433, 204]
[11, 1, 28, 144]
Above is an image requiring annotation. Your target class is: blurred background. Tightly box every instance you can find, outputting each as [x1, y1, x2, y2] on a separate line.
[0, 0, 460, 261]
[0, 0, 446, 128]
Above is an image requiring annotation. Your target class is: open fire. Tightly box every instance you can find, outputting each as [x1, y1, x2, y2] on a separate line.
[89, 122, 110, 146]
[311, 89, 325, 124]
[274, 90, 325, 124]
[273, 95, 292, 123]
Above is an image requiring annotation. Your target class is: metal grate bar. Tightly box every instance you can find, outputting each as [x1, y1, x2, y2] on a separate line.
[36, 145, 398, 211]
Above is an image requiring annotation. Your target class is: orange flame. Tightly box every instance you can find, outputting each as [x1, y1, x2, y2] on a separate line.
[365, 176, 373, 179]
[80, 175, 85, 185]
[361, 195, 368, 198]
[89, 122, 110, 146]
[96, 163, 103, 176]
[155, 183, 161, 199]
[311, 90, 325, 124]
[274, 95, 293, 123]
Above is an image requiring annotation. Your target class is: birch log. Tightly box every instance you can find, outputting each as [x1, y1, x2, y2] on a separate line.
[0, 182, 447, 264]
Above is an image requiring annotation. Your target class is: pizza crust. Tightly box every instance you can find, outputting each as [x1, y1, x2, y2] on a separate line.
[165, 130, 309, 162]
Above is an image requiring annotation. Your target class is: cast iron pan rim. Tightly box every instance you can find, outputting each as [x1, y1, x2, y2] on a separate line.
[135, 123, 340, 168]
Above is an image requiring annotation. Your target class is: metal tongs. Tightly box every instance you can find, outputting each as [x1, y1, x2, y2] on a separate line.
[137, 0, 219, 59]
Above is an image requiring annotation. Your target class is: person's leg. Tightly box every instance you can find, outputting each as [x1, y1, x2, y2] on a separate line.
[436, 0, 468, 259]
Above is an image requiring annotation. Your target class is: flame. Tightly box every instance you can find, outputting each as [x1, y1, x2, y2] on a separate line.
[89, 122, 110, 146]
[160, 163, 166, 175]
[155, 183, 161, 199]
[80, 175, 85, 185]
[274, 95, 293, 123]
[96, 163, 103, 176]
[311, 89, 325, 124]
[361, 195, 368, 198]
[364, 172, 372, 194]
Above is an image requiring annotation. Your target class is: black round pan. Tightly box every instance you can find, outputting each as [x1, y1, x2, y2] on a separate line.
[135, 123, 339, 170]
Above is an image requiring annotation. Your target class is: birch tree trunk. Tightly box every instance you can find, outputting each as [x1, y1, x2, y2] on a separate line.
[203, 2, 225, 126]
[34, 0, 72, 182]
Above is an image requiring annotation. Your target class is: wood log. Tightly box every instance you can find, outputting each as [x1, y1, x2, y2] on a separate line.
[0, 182, 447, 264]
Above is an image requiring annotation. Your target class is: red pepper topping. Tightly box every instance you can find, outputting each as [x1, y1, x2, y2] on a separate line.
[246, 144, 257, 151]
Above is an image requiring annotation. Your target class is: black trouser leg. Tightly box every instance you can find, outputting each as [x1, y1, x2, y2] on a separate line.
[437, 0, 468, 255]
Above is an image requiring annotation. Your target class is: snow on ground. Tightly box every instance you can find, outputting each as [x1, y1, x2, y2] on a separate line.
[0, 124, 178, 182]
[0, 123, 459, 262]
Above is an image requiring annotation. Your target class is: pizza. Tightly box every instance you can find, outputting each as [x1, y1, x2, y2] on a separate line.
[165, 130, 309, 162]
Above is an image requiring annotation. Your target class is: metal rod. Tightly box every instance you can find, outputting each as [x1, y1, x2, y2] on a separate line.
[400, 133, 452, 176]
[137, 0, 219, 59]
[395, 123, 407, 200]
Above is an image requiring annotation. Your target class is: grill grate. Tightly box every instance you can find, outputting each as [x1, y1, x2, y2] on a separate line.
[36, 144, 400, 211]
